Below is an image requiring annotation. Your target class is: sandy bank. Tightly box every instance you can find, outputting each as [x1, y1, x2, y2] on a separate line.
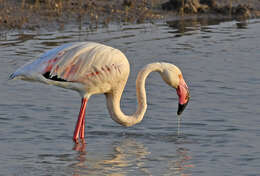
[0, 0, 259, 31]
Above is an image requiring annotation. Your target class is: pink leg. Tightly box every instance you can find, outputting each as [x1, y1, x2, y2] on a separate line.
[79, 109, 86, 139]
[73, 98, 87, 143]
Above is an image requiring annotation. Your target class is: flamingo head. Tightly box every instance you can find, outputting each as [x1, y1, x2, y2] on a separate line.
[176, 74, 190, 115]
[160, 63, 190, 115]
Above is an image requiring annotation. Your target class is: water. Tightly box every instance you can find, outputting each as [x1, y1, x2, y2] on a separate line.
[1, 18, 260, 176]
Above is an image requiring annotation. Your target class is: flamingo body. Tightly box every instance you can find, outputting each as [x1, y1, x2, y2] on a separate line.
[11, 42, 130, 98]
[10, 42, 190, 142]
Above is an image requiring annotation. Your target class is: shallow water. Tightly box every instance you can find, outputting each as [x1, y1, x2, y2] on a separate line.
[1, 18, 260, 176]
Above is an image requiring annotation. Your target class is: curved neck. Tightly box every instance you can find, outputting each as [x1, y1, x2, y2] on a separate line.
[105, 63, 163, 127]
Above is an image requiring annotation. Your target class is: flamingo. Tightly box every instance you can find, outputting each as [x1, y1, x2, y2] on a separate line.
[9, 42, 190, 143]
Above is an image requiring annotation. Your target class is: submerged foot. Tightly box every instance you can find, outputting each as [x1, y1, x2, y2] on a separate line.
[73, 138, 86, 152]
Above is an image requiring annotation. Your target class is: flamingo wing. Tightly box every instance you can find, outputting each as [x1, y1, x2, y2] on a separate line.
[44, 42, 128, 83]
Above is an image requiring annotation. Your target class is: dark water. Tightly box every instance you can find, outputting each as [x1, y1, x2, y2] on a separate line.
[1, 18, 260, 176]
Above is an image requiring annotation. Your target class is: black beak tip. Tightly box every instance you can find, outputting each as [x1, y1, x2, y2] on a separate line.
[177, 102, 188, 115]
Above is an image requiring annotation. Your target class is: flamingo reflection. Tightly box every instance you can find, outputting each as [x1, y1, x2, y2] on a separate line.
[71, 138, 194, 176]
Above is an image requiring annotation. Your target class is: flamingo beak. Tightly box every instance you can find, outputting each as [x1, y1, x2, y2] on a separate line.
[176, 78, 190, 115]
[177, 95, 189, 115]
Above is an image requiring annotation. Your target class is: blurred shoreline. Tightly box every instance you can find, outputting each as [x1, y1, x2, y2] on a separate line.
[0, 0, 259, 31]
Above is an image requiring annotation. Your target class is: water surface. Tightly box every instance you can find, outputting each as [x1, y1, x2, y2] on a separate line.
[1, 18, 260, 176]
